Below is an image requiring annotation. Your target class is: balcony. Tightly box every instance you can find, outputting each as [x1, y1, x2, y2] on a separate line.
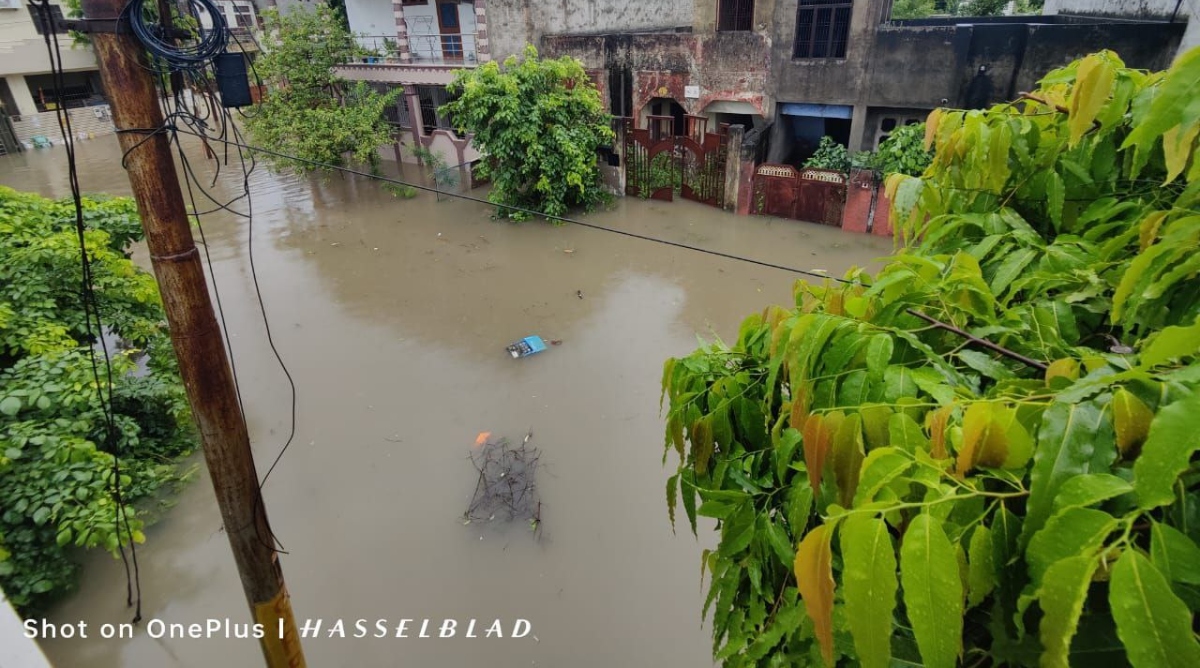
[337, 33, 478, 86]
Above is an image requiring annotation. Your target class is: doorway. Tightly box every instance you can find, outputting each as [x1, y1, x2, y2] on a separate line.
[436, 2, 463, 62]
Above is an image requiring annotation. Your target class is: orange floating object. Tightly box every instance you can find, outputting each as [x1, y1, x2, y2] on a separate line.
[474, 432, 491, 447]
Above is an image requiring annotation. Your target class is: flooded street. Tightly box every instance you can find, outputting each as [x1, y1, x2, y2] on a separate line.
[1, 137, 893, 667]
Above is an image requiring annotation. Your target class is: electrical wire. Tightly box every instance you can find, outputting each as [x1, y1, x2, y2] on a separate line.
[123, 0, 227, 72]
[34, 0, 142, 622]
[123, 125, 855, 284]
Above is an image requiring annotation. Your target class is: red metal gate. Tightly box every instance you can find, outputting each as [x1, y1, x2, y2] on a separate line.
[752, 164, 846, 226]
[624, 116, 728, 208]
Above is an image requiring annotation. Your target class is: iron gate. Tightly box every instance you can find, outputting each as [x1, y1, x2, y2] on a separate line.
[752, 164, 846, 227]
[624, 115, 729, 208]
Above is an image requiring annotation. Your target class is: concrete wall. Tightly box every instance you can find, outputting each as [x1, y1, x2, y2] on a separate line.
[488, 0, 698, 61]
[0, 1, 99, 81]
[1043, 0, 1197, 59]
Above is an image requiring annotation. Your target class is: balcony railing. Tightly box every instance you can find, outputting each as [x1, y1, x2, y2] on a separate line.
[353, 33, 479, 66]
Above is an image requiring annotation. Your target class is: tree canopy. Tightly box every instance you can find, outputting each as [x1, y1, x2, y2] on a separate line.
[245, 5, 399, 175]
[0, 187, 194, 614]
[662, 47, 1200, 667]
[441, 45, 614, 221]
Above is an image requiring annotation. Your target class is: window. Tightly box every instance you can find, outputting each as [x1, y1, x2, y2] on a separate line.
[717, 0, 754, 32]
[400, 0, 428, 5]
[416, 85, 453, 135]
[793, 0, 852, 59]
[27, 4, 66, 35]
[233, 5, 254, 29]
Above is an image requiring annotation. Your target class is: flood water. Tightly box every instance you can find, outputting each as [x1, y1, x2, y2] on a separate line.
[1, 136, 893, 667]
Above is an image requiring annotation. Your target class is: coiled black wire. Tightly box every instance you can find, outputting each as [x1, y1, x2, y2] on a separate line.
[124, 0, 227, 72]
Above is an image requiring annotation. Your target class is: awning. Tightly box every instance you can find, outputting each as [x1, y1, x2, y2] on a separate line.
[780, 103, 852, 119]
[701, 100, 762, 117]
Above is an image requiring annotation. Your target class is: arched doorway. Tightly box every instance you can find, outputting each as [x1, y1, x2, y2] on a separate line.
[641, 97, 686, 138]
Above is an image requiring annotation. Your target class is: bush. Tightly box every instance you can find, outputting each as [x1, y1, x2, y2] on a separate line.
[661, 48, 1200, 667]
[440, 45, 614, 221]
[802, 136, 851, 173]
[0, 186, 194, 614]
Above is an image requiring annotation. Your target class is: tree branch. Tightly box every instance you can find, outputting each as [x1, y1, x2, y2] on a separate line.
[906, 309, 1049, 372]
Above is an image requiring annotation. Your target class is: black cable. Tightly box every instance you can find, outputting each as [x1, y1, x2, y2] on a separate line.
[127, 125, 848, 284]
[124, 0, 227, 72]
[35, 0, 142, 622]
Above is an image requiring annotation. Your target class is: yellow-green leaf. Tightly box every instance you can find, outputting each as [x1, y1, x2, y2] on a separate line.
[1038, 555, 1102, 668]
[1134, 390, 1200, 509]
[924, 108, 941, 151]
[860, 405, 892, 451]
[1113, 388, 1154, 456]
[841, 516, 897, 668]
[1163, 122, 1199, 184]
[1045, 358, 1081, 386]
[1138, 211, 1168, 251]
[795, 525, 836, 666]
[692, 416, 714, 475]
[1052, 473, 1133, 513]
[1068, 52, 1116, 145]
[1110, 550, 1200, 668]
[853, 447, 911, 507]
[888, 412, 929, 454]
[900, 514, 963, 668]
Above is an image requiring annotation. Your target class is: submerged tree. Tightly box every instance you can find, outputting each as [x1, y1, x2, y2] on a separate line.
[661, 48, 1200, 667]
[441, 45, 614, 221]
[245, 6, 399, 175]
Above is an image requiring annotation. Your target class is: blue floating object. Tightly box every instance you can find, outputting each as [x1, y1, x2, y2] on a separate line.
[506, 336, 547, 359]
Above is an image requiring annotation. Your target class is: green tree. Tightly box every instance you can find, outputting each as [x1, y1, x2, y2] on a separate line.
[246, 6, 400, 176]
[890, 0, 937, 20]
[440, 45, 614, 221]
[961, 0, 1010, 16]
[661, 48, 1200, 667]
[0, 186, 195, 614]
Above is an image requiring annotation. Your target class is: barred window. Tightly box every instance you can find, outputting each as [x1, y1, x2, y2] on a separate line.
[793, 0, 852, 59]
[717, 0, 754, 32]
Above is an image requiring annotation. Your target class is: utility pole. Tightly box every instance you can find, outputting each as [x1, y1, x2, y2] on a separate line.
[77, 1, 306, 666]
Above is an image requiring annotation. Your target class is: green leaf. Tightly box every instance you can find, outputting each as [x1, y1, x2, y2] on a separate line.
[958, 350, 1014, 381]
[832, 413, 865, 507]
[1121, 46, 1200, 152]
[1141, 320, 1200, 368]
[900, 513, 963, 668]
[1134, 390, 1200, 510]
[764, 517, 795, 568]
[1051, 474, 1133, 513]
[666, 473, 679, 531]
[32, 507, 50, 525]
[852, 448, 910, 507]
[720, 502, 757, 557]
[1047, 172, 1065, 229]
[866, 334, 893, 382]
[1110, 549, 1200, 668]
[1026, 507, 1118, 587]
[1113, 388, 1155, 456]
[0, 396, 20, 417]
[1150, 521, 1200, 585]
[990, 248, 1038, 297]
[841, 516, 897, 668]
[888, 413, 930, 453]
[1024, 400, 1109, 542]
[967, 526, 995, 608]
[1037, 555, 1102, 668]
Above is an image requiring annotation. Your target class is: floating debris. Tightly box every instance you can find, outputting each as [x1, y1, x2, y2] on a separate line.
[506, 336, 548, 359]
[463, 430, 542, 534]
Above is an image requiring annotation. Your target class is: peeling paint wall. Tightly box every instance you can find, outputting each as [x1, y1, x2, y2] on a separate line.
[487, 0, 698, 61]
[542, 31, 773, 125]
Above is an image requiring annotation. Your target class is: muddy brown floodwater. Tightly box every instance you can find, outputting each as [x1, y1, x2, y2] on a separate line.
[1, 136, 894, 667]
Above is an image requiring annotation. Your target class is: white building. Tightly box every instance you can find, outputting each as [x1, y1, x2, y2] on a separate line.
[0, 0, 111, 154]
